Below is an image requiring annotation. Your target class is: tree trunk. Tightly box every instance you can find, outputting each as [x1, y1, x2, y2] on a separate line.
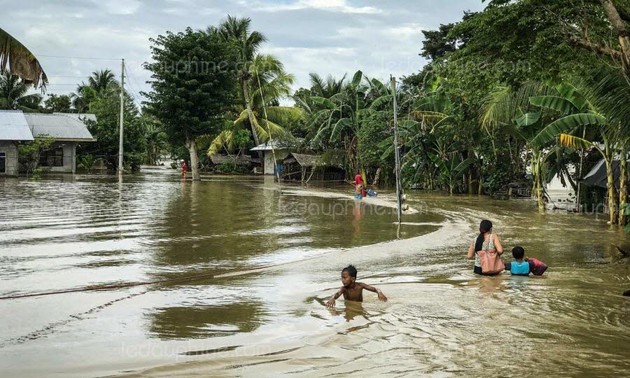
[186, 136, 200, 181]
[605, 158, 618, 224]
[618, 145, 627, 225]
[532, 151, 546, 213]
[478, 175, 483, 195]
[603, 137, 618, 224]
[242, 81, 263, 160]
[599, 0, 630, 73]
[372, 167, 381, 187]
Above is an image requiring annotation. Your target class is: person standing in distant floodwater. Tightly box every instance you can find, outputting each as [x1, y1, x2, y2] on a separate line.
[353, 170, 364, 199]
[181, 160, 187, 177]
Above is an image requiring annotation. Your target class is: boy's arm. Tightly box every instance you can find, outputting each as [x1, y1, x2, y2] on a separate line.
[359, 283, 387, 302]
[504, 261, 511, 271]
[326, 287, 345, 307]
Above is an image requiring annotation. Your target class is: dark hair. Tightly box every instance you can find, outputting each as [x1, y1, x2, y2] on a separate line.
[342, 265, 357, 278]
[474, 220, 493, 252]
[512, 246, 525, 259]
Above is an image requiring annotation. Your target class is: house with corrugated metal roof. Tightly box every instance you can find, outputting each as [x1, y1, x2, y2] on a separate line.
[0, 110, 95, 176]
[249, 139, 294, 175]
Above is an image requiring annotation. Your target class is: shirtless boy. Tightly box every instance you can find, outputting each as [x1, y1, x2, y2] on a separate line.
[326, 265, 387, 307]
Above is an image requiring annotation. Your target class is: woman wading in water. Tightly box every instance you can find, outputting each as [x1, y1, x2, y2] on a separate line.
[467, 219, 504, 275]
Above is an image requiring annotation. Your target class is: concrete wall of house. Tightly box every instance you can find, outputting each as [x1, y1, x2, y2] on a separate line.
[263, 150, 290, 175]
[39, 142, 77, 174]
[0, 142, 19, 176]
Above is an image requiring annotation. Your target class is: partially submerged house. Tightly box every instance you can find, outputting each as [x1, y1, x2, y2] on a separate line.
[581, 159, 629, 189]
[0, 110, 95, 176]
[282, 153, 345, 183]
[0, 110, 34, 176]
[209, 153, 259, 168]
[250, 140, 292, 175]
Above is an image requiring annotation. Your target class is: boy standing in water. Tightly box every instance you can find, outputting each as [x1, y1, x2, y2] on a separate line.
[327, 265, 387, 307]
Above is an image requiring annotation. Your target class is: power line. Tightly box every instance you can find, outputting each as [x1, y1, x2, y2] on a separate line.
[39, 54, 121, 61]
[123, 66, 147, 100]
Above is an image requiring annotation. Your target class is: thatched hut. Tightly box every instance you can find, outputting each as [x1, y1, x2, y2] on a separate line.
[282, 152, 345, 183]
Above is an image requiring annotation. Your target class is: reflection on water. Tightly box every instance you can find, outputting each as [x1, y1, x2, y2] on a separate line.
[149, 301, 265, 340]
[0, 170, 629, 377]
[327, 300, 366, 322]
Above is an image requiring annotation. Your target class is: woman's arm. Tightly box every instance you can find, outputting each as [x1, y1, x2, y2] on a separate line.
[467, 240, 475, 259]
[494, 234, 504, 255]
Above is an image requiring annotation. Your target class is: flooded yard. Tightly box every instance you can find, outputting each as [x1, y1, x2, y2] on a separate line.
[1, 169, 629, 377]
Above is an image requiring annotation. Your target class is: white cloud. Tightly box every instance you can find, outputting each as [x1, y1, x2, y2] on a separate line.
[244, 0, 382, 14]
[95, 0, 142, 15]
[5, 0, 486, 105]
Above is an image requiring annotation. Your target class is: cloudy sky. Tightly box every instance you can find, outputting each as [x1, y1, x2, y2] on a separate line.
[5, 0, 486, 104]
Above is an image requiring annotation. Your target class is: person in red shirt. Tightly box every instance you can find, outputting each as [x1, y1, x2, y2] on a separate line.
[354, 171, 363, 187]
[354, 171, 364, 199]
[181, 160, 187, 176]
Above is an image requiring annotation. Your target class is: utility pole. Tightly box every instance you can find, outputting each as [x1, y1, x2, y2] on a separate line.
[118, 58, 125, 175]
[391, 76, 403, 224]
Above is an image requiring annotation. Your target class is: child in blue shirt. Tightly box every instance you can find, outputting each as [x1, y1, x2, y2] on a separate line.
[504, 246, 536, 276]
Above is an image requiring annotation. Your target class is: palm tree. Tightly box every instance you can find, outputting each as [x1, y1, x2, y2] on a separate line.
[309, 73, 347, 98]
[0, 72, 42, 111]
[0, 28, 47, 88]
[208, 54, 303, 155]
[71, 70, 118, 112]
[86, 70, 117, 95]
[216, 16, 267, 154]
[309, 70, 371, 171]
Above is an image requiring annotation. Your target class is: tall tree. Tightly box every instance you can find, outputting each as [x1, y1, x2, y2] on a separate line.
[78, 83, 147, 172]
[217, 16, 267, 154]
[144, 27, 238, 180]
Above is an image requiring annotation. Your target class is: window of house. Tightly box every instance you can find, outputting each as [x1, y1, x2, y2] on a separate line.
[39, 148, 64, 167]
[0, 152, 5, 173]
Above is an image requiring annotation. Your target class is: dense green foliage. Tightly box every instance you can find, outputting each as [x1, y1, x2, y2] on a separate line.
[144, 27, 239, 180]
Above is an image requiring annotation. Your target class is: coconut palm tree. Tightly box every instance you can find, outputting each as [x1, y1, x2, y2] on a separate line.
[309, 73, 347, 98]
[85, 69, 117, 95]
[216, 16, 267, 153]
[0, 27, 47, 88]
[0, 72, 42, 110]
[309, 71, 371, 171]
[71, 70, 118, 112]
[208, 54, 303, 155]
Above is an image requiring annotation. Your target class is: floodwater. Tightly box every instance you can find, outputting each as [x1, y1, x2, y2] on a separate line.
[1, 168, 629, 377]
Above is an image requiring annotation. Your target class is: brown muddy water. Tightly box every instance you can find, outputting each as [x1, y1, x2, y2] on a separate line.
[1, 168, 629, 377]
